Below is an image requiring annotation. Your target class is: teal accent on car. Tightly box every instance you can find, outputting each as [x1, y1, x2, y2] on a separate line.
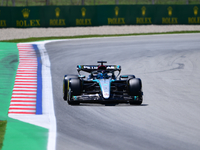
[74, 96, 77, 100]
[134, 96, 138, 100]
[121, 75, 128, 78]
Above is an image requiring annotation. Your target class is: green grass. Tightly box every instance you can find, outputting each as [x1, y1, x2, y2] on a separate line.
[0, 121, 7, 150]
[0, 43, 18, 150]
[1, 30, 200, 43]
[3, 118, 48, 150]
[1, 0, 200, 6]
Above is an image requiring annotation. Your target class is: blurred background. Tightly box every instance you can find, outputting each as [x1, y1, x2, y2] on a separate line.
[1, 0, 200, 6]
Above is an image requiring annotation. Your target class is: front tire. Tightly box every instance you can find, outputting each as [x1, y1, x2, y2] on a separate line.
[67, 78, 81, 105]
[128, 78, 143, 105]
[63, 79, 68, 100]
[63, 74, 78, 100]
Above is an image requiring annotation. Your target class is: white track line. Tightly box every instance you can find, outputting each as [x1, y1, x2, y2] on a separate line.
[36, 43, 57, 150]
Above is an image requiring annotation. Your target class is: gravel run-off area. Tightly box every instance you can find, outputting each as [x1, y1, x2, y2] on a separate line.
[0, 25, 200, 41]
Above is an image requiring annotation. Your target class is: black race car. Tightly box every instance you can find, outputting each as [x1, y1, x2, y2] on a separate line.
[63, 61, 143, 105]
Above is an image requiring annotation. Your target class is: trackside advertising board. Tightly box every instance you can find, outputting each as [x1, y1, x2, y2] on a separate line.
[0, 5, 200, 28]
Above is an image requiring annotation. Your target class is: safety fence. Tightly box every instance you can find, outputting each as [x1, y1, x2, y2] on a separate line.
[0, 5, 200, 28]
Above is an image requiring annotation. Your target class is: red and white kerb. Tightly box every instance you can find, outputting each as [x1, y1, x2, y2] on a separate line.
[8, 44, 37, 115]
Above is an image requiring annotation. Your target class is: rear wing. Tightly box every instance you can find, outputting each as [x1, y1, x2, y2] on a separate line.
[77, 65, 121, 74]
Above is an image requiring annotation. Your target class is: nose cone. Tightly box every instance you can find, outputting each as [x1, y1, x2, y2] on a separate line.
[99, 79, 110, 99]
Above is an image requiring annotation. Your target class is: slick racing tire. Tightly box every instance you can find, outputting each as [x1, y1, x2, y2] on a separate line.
[70, 78, 81, 96]
[63, 80, 68, 100]
[67, 78, 81, 105]
[128, 78, 143, 105]
[63, 74, 78, 100]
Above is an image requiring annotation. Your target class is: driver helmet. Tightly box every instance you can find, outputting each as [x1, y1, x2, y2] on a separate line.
[97, 65, 108, 79]
[97, 73, 104, 79]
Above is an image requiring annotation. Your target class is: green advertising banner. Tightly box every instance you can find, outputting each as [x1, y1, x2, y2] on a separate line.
[154, 5, 180, 24]
[69, 6, 98, 26]
[44, 6, 70, 27]
[10, 7, 45, 27]
[129, 5, 156, 25]
[97, 5, 131, 25]
[153, 5, 200, 24]
[0, 5, 200, 28]
[186, 5, 200, 24]
[0, 7, 11, 27]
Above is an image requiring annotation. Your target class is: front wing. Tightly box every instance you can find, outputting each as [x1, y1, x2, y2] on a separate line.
[71, 93, 139, 103]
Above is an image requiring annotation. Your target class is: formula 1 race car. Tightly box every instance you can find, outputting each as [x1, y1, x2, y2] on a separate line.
[63, 61, 143, 105]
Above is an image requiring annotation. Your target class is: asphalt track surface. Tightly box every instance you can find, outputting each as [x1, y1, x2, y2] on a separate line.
[45, 34, 200, 150]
